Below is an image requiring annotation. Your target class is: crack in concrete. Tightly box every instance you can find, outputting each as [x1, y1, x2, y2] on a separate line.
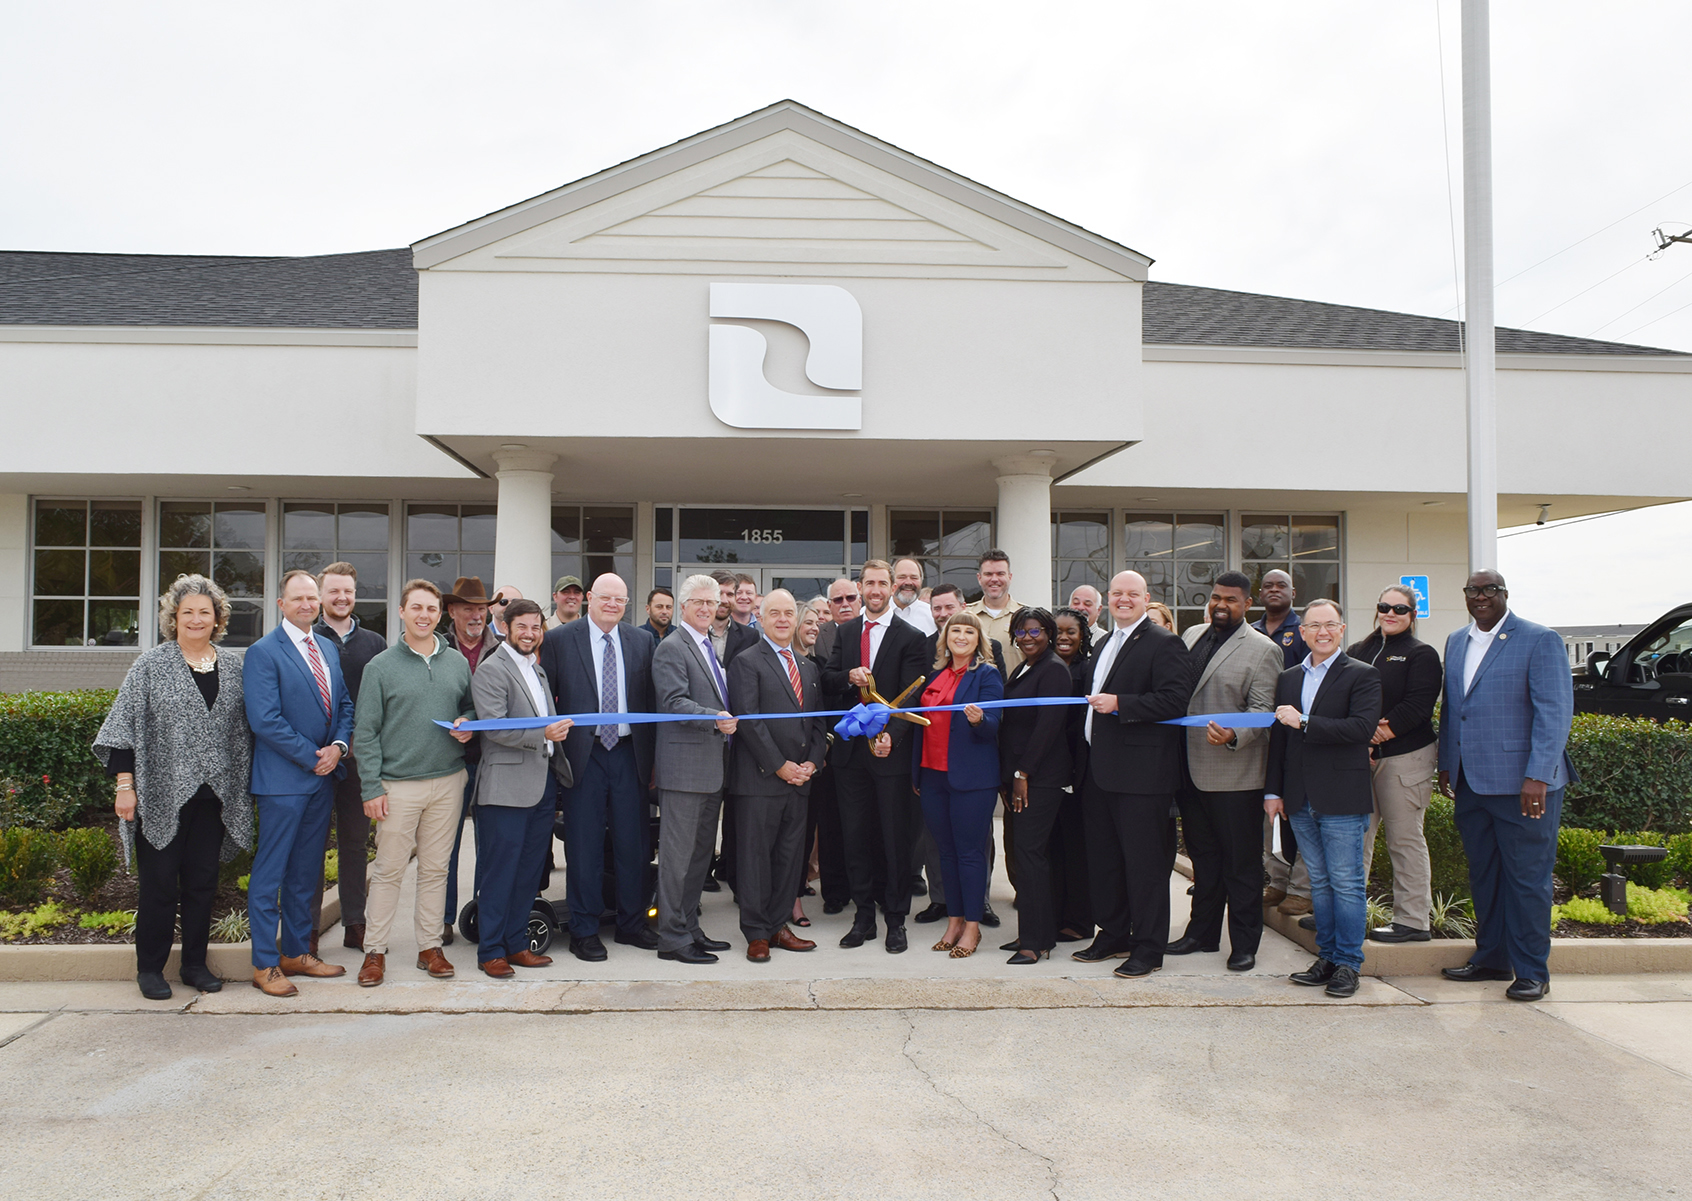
[898, 1009, 1061, 1200]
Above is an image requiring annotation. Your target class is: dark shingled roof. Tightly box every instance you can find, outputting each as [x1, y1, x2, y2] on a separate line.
[0, 248, 1681, 356]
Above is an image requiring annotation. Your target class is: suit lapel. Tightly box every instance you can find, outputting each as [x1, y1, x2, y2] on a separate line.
[764, 640, 801, 708]
[1308, 653, 1349, 713]
[1195, 625, 1243, 692]
[575, 621, 598, 689]
[1465, 613, 1516, 696]
[275, 625, 326, 708]
[1105, 624, 1146, 692]
[684, 629, 726, 706]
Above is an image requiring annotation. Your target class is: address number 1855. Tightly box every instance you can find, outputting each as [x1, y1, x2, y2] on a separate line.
[741, 529, 784, 543]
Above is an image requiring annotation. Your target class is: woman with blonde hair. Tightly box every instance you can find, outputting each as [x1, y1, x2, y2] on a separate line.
[1146, 601, 1176, 632]
[94, 575, 255, 1000]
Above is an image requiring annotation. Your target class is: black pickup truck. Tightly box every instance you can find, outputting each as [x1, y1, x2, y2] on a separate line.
[1573, 602, 1692, 720]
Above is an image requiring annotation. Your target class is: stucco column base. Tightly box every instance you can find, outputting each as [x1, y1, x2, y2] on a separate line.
[992, 453, 1057, 609]
[492, 447, 558, 607]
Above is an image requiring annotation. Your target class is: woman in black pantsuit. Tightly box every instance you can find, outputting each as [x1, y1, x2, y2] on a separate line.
[998, 607, 1076, 964]
[1050, 608, 1096, 942]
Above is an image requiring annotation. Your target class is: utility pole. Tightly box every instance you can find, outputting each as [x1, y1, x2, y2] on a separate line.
[1463, 0, 1497, 573]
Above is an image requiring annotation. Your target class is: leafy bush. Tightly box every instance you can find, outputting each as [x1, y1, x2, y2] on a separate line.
[1669, 834, 1692, 886]
[1553, 895, 1624, 926]
[1365, 896, 1394, 931]
[78, 909, 136, 936]
[58, 827, 117, 900]
[0, 828, 60, 904]
[0, 900, 69, 940]
[323, 849, 338, 886]
[1626, 883, 1692, 925]
[1564, 714, 1692, 833]
[1556, 827, 1607, 893]
[0, 774, 85, 830]
[0, 690, 116, 825]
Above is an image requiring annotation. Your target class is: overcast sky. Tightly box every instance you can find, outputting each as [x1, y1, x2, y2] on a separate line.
[3, 1, 1687, 625]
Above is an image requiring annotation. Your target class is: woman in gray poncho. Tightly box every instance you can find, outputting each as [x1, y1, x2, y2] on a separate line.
[93, 575, 255, 1001]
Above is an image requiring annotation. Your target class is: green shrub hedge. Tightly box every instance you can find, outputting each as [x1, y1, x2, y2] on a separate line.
[1563, 714, 1692, 833]
[0, 690, 117, 827]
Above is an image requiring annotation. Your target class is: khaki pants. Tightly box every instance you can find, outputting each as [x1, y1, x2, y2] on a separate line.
[1264, 815, 1310, 898]
[362, 771, 466, 956]
[1364, 741, 1437, 930]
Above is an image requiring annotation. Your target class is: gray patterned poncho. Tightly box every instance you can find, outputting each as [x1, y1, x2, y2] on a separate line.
[93, 643, 255, 864]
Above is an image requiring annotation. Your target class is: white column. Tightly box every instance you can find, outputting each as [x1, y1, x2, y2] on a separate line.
[492, 447, 557, 606]
[1462, 0, 1497, 572]
[993, 453, 1057, 609]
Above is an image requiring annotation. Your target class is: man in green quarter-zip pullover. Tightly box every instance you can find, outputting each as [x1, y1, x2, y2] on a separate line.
[352, 578, 476, 987]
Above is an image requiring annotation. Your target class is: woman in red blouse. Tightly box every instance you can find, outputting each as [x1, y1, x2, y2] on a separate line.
[910, 613, 1003, 958]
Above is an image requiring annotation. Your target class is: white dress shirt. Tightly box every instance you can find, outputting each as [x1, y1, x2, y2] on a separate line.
[892, 598, 937, 637]
[501, 641, 552, 756]
[1463, 611, 1509, 694]
[1084, 613, 1147, 743]
[589, 621, 632, 737]
[863, 610, 895, 667]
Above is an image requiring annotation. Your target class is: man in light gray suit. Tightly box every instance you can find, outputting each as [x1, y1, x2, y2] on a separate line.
[469, 600, 574, 978]
[651, 574, 740, 965]
[1166, 572, 1283, 972]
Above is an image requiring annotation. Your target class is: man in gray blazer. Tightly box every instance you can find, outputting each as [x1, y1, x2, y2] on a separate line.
[469, 600, 574, 978]
[651, 574, 740, 965]
[1166, 572, 1284, 971]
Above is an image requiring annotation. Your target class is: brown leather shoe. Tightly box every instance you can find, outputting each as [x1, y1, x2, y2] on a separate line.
[357, 953, 385, 987]
[417, 947, 455, 978]
[342, 923, 365, 951]
[746, 939, 771, 963]
[1277, 895, 1313, 916]
[280, 953, 346, 979]
[508, 949, 553, 968]
[771, 926, 816, 953]
[251, 966, 299, 998]
[480, 958, 515, 978]
[1262, 887, 1287, 906]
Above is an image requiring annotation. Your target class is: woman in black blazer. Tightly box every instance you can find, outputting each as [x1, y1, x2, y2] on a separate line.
[998, 607, 1075, 963]
[1049, 608, 1096, 942]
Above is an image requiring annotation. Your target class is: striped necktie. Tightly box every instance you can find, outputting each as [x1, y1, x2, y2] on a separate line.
[779, 646, 803, 705]
[303, 635, 332, 717]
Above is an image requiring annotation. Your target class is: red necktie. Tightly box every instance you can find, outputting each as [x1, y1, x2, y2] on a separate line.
[860, 618, 873, 672]
[303, 635, 332, 717]
[780, 647, 803, 705]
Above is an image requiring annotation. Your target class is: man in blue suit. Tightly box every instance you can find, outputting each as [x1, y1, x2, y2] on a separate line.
[244, 569, 356, 996]
[1437, 569, 1574, 1002]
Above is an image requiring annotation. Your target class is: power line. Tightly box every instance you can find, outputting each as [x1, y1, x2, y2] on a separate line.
[1519, 253, 1650, 327]
[1587, 261, 1692, 336]
[1614, 290, 1692, 341]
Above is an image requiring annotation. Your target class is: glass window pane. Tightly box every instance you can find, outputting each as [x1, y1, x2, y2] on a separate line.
[939, 511, 992, 559]
[889, 510, 940, 558]
[89, 549, 140, 597]
[212, 503, 266, 551]
[337, 504, 389, 551]
[614, 554, 635, 591]
[159, 502, 211, 548]
[407, 504, 461, 551]
[33, 599, 83, 646]
[459, 506, 497, 552]
[1124, 514, 1174, 559]
[223, 600, 264, 648]
[1292, 515, 1340, 557]
[1175, 515, 1225, 562]
[550, 554, 583, 589]
[159, 550, 211, 584]
[850, 510, 868, 564]
[459, 553, 495, 587]
[407, 552, 456, 593]
[212, 550, 265, 597]
[1054, 512, 1110, 559]
[1241, 514, 1289, 561]
[1176, 609, 1209, 635]
[89, 602, 139, 646]
[34, 502, 86, 547]
[90, 502, 141, 548]
[654, 508, 672, 564]
[337, 553, 388, 600]
[654, 566, 673, 589]
[941, 561, 982, 604]
[282, 550, 330, 578]
[282, 503, 335, 550]
[677, 509, 845, 565]
[353, 602, 387, 642]
[1292, 562, 1341, 606]
[1176, 560, 1221, 611]
[1056, 558, 1109, 606]
[1128, 559, 1174, 608]
[550, 507, 582, 553]
[584, 506, 635, 554]
[33, 548, 85, 596]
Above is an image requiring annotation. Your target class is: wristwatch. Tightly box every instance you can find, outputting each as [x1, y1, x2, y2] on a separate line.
[1012, 771, 1027, 781]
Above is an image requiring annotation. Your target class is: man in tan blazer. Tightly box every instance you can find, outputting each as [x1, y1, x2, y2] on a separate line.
[1166, 572, 1284, 971]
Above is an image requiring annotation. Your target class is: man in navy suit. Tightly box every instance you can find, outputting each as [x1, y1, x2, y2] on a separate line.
[243, 569, 356, 996]
[538, 573, 658, 961]
[1437, 570, 1574, 1002]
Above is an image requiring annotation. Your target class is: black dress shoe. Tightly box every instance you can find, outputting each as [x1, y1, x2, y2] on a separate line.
[1165, 935, 1219, 956]
[1000, 939, 1022, 952]
[1113, 958, 1162, 978]
[980, 904, 1001, 929]
[137, 971, 173, 1001]
[913, 902, 948, 924]
[569, 935, 608, 962]
[702, 876, 721, 893]
[823, 900, 847, 915]
[1325, 965, 1360, 998]
[1226, 950, 1256, 972]
[180, 965, 223, 993]
[885, 924, 908, 954]
[911, 875, 928, 897]
[694, 934, 731, 952]
[1369, 922, 1433, 943]
[1071, 935, 1132, 963]
[1298, 915, 1316, 931]
[1441, 962, 1513, 982]
[659, 944, 718, 965]
[840, 921, 876, 948]
[614, 927, 660, 951]
[1290, 957, 1337, 986]
[1506, 978, 1550, 1002]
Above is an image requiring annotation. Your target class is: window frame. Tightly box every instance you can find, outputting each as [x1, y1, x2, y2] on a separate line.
[27, 497, 148, 650]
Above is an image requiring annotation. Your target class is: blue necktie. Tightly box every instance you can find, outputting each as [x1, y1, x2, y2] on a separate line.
[599, 633, 620, 750]
[704, 639, 729, 705]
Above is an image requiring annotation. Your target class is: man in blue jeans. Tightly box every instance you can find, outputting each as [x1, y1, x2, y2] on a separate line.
[1263, 599, 1382, 999]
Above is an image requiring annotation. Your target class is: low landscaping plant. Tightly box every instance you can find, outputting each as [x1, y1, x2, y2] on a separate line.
[1556, 827, 1608, 894]
[0, 690, 116, 825]
[1428, 892, 1477, 940]
[0, 827, 60, 904]
[78, 909, 136, 936]
[0, 900, 70, 941]
[0, 774, 84, 830]
[209, 909, 250, 943]
[1670, 834, 1692, 886]
[58, 826, 117, 900]
[323, 849, 338, 886]
[1553, 884, 1691, 927]
[1365, 896, 1394, 932]
[1553, 895, 1623, 926]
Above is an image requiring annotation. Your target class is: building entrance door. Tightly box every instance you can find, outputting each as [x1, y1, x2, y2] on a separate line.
[758, 570, 836, 605]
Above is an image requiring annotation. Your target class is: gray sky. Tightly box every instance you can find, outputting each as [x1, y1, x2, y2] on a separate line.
[4, 0, 1688, 625]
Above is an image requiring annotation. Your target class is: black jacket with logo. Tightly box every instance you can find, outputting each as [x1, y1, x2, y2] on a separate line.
[1346, 628, 1441, 759]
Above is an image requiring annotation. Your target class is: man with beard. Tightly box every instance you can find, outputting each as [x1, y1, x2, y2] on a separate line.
[966, 549, 1024, 675]
[1165, 572, 1283, 972]
[639, 587, 675, 644]
[890, 558, 936, 636]
[546, 575, 584, 630]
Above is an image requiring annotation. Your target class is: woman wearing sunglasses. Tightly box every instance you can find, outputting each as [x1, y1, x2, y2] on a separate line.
[1346, 584, 1443, 943]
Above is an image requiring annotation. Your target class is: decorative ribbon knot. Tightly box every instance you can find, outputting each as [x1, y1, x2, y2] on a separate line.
[834, 702, 893, 740]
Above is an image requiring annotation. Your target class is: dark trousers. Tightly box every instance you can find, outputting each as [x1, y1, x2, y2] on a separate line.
[1008, 785, 1065, 952]
[736, 791, 808, 943]
[1083, 779, 1175, 965]
[1177, 787, 1264, 954]
[314, 765, 370, 933]
[561, 741, 648, 938]
[918, 769, 997, 923]
[1051, 789, 1094, 938]
[134, 790, 224, 975]
[1455, 773, 1562, 982]
[248, 781, 335, 969]
[811, 764, 849, 906]
[655, 788, 721, 952]
[444, 761, 480, 926]
[836, 764, 917, 924]
[474, 801, 554, 961]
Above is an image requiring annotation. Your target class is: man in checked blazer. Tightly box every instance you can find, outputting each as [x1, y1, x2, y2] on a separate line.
[650, 574, 740, 965]
[1167, 572, 1284, 972]
[1436, 570, 1574, 1002]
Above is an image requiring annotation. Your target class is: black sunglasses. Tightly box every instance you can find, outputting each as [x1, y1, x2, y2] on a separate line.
[1376, 603, 1412, 616]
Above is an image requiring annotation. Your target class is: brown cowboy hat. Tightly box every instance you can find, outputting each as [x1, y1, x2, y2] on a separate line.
[443, 576, 491, 606]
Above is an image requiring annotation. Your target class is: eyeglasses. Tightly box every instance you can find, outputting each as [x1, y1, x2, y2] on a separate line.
[1376, 603, 1412, 616]
[1462, 585, 1504, 598]
[1304, 621, 1344, 633]
[1012, 628, 1045, 640]
[594, 596, 630, 606]
[830, 594, 859, 604]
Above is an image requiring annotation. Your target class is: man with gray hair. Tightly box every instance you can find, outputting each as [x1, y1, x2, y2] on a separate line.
[650, 573, 740, 964]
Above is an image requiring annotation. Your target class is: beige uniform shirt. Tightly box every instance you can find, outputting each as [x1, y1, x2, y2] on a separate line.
[966, 595, 1023, 674]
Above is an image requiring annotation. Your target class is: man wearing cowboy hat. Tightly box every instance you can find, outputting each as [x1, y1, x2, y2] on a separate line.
[440, 577, 502, 944]
[547, 575, 585, 630]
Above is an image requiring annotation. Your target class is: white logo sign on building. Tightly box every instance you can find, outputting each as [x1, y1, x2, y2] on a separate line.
[708, 282, 862, 430]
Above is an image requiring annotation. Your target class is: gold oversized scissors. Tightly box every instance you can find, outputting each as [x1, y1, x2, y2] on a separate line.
[857, 673, 932, 727]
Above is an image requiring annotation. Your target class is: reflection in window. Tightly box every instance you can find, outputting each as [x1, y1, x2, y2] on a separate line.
[158, 501, 267, 646]
[889, 509, 994, 602]
[282, 502, 390, 640]
[1123, 512, 1226, 632]
[1052, 511, 1110, 610]
[552, 506, 635, 604]
[1242, 514, 1342, 620]
[32, 500, 142, 647]
[405, 503, 497, 598]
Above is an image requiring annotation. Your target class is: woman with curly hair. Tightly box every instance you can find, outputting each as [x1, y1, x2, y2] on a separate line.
[94, 575, 255, 1001]
[1049, 607, 1097, 943]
